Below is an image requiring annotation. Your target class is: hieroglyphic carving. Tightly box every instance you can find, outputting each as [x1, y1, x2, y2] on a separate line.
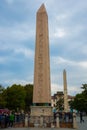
[37, 18, 44, 99]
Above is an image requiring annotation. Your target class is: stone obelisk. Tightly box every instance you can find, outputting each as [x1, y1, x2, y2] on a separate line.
[63, 69, 68, 112]
[31, 4, 52, 116]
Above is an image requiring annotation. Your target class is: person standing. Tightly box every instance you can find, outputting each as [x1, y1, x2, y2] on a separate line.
[9, 112, 15, 127]
[5, 113, 10, 128]
[0, 113, 2, 128]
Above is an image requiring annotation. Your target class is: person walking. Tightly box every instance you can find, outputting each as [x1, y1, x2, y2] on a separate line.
[80, 111, 84, 123]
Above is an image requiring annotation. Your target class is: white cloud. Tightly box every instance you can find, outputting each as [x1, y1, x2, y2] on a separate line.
[4, 79, 31, 86]
[56, 14, 68, 21]
[51, 56, 87, 69]
[51, 83, 63, 95]
[54, 28, 66, 38]
[78, 61, 87, 68]
[51, 83, 82, 95]
[67, 85, 82, 96]
[51, 83, 81, 96]
[49, 28, 67, 42]
[0, 22, 35, 43]
[14, 48, 34, 58]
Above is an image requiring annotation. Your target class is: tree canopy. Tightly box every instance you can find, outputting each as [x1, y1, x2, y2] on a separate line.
[56, 98, 64, 112]
[70, 84, 87, 113]
[0, 83, 87, 113]
[0, 84, 33, 111]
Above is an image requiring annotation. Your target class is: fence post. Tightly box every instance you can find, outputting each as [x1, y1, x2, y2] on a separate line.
[56, 113, 60, 128]
[25, 113, 28, 127]
[40, 115, 43, 127]
[51, 116, 54, 128]
[73, 112, 77, 129]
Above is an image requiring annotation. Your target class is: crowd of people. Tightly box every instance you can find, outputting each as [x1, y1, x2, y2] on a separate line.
[0, 109, 85, 128]
[0, 112, 14, 128]
[0, 111, 25, 128]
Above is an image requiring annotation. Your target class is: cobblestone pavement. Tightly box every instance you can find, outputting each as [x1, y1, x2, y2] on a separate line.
[77, 116, 87, 130]
[0, 116, 87, 130]
[0, 128, 75, 130]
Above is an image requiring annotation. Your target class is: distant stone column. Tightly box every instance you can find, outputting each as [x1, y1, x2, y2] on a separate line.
[63, 69, 68, 112]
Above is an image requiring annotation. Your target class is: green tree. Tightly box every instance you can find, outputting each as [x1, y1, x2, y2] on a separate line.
[0, 85, 6, 108]
[81, 84, 87, 95]
[71, 84, 87, 113]
[24, 84, 33, 111]
[3, 84, 26, 111]
[81, 84, 87, 112]
[68, 100, 74, 112]
[73, 94, 84, 111]
[0, 85, 4, 94]
[56, 98, 64, 111]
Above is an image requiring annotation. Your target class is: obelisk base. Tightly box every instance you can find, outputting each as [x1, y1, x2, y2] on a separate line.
[30, 106, 53, 116]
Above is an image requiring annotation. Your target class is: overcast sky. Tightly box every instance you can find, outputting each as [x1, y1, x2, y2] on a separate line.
[0, 0, 87, 96]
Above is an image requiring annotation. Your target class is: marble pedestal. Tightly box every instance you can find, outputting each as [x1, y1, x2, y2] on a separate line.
[30, 106, 53, 116]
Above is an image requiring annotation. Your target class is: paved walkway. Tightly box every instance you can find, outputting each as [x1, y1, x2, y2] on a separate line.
[76, 116, 87, 130]
[0, 116, 87, 130]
